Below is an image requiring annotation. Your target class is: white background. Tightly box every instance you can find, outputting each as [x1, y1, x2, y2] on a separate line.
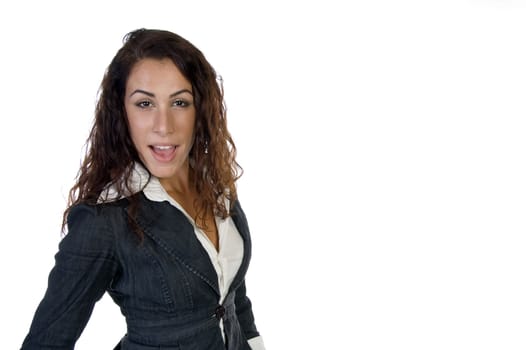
[2, 0, 526, 349]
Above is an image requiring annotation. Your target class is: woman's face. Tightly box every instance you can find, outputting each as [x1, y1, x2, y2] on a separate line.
[125, 58, 196, 184]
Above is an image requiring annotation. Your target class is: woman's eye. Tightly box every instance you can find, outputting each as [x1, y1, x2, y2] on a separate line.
[173, 99, 189, 107]
[136, 101, 153, 108]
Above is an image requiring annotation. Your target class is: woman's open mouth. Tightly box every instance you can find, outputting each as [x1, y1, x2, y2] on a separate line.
[149, 145, 177, 162]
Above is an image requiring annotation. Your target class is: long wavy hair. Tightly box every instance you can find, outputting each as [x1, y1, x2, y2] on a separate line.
[63, 28, 242, 235]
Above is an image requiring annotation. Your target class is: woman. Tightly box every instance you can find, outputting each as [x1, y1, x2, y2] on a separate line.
[21, 28, 265, 350]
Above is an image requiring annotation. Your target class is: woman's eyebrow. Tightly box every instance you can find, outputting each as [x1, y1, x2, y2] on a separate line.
[170, 89, 193, 98]
[129, 89, 193, 98]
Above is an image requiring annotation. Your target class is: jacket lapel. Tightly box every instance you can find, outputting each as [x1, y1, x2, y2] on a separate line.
[130, 194, 252, 299]
[132, 193, 221, 296]
[228, 200, 252, 294]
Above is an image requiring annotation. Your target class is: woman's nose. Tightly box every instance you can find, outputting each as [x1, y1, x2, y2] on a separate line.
[153, 107, 174, 135]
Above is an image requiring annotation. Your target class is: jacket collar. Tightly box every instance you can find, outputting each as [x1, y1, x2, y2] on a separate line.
[105, 163, 251, 299]
[134, 193, 251, 299]
[135, 193, 221, 295]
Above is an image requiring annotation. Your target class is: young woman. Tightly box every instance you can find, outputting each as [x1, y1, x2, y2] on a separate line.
[21, 28, 265, 350]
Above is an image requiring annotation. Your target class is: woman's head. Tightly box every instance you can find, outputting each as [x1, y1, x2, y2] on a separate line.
[66, 29, 241, 231]
[125, 57, 196, 186]
[98, 29, 225, 172]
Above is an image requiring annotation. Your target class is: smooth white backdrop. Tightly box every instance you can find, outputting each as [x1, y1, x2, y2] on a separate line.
[3, 1, 526, 349]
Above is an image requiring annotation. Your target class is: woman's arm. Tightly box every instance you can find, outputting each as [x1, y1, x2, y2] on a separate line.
[21, 204, 119, 349]
[235, 280, 266, 350]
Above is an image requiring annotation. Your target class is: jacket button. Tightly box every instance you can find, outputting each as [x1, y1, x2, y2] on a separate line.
[215, 305, 226, 320]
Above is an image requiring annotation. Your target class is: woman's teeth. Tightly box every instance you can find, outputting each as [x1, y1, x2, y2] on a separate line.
[153, 145, 175, 150]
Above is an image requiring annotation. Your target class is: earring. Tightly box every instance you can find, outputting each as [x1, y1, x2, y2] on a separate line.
[204, 140, 209, 154]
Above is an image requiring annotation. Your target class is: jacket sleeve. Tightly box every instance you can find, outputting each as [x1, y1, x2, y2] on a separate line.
[235, 279, 266, 349]
[21, 204, 119, 350]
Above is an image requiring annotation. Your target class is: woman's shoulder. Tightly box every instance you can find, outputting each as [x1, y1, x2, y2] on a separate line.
[68, 197, 129, 225]
[64, 198, 131, 249]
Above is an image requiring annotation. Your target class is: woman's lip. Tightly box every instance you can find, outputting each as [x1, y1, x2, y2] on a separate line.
[149, 145, 177, 162]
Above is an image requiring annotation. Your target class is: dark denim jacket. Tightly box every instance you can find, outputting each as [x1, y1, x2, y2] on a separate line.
[21, 193, 260, 349]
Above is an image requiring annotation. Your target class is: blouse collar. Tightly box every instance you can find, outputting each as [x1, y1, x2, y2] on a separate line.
[98, 162, 172, 204]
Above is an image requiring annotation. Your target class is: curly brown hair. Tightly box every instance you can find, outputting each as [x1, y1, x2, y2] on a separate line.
[63, 28, 242, 235]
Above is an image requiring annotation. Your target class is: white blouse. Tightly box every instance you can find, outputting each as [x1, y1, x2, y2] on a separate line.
[100, 164, 265, 349]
